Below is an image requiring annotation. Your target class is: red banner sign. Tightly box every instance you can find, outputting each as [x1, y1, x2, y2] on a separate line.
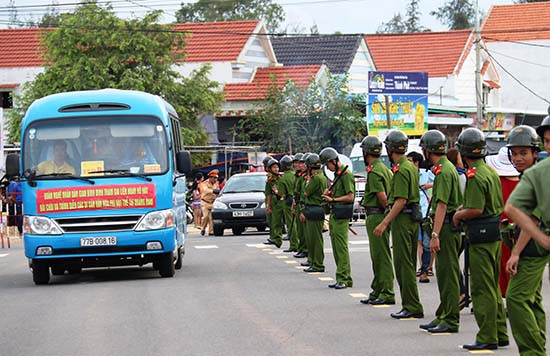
[36, 184, 156, 214]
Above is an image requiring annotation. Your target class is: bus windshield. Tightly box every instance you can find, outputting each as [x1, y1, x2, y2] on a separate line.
[23, 116, 168, 178]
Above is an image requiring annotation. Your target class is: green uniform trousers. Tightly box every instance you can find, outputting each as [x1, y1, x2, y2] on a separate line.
[269, 200, 284, 248]
[296, 207, 308, 255]
[469, 241, 508, 345]
[366, 213, 394, 302]
[282, 203, 299, 251]
[506, 256, 549, 356]
[329, 215, 353, 286]
[306, 218, 324, 271]
[391, 213, 423, 314]
[432, 223, 461, 331]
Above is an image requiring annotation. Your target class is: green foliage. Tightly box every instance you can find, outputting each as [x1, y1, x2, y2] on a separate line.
[377, 0, 427, 34]
[8, 3, 223, 166]
[175, 0, 285, 32]
[431, 0, 476, 30]
[235, 71, 366, 153]
[377, 13, 407, 34]
[26, 2, 62, 28]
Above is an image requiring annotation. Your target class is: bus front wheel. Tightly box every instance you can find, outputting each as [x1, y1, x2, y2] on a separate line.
[32, 260, 50, 285]
[158, 252, 175, 278]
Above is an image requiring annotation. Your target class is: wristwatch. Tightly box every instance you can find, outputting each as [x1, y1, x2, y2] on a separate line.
[431, 232, 439, 239]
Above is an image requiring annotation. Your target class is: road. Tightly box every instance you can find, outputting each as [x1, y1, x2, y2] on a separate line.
[0, 224, 548, 356]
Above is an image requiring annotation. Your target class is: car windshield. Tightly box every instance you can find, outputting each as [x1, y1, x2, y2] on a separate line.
[351, 157, 366, 177]
[23, 116, 168, 178]
[222, 175, 266, 193]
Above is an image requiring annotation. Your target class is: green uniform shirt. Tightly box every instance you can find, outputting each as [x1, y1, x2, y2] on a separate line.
[278, 170, 295, 199]
[332, 168, 355, 200]
[295, 172, 306, 204]
[430, 156, 462, 214]
[388, 156, 420, 205]
[363, 159, 392, 208]
[463, 159, 503, 217]
[265, 173, 273, 205]
[304, 170, 327, 206]
[508, 157, 550, 227]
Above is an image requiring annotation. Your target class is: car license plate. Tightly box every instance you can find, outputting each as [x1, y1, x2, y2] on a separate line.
[232, 211, 253, 217]
[80, 236, 117, 247]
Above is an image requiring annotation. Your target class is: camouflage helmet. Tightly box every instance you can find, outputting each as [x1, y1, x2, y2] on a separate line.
[456, 128, 487, 158]
[384, 129, 408, 154]
[506, 125, 540, 150]
[266, 158, 280, 170]
[293, 153, 304, 162]
[305, 153, 321, 169]
[319, 147, 339, 165]
[536, 107, 550, 138]
[279, 155, 293, 171]
[420, 130, 447, 154]
[360, 136, 383, 156]
[262, 156, 272, 167]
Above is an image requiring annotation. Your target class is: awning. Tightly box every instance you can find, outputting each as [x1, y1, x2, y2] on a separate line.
[427, 116, 473, 126]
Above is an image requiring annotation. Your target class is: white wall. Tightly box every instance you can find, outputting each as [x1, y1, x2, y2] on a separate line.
[0, 66, 45, 95]
[348, 41, 374, 94]
[174, 61, 234, 84]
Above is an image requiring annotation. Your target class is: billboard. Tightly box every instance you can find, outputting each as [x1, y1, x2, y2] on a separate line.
[367, 71, 428, 136]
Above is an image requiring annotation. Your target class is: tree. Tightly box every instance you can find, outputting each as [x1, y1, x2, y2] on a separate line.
[7, 0, 19, 28]
[234, 72, 366, 153]
[377, 0, 427, 34]
[175, 0, 285, 33]
[8, 3, 223, 165]
[431, 0, 476, 30]
[26, 1, 62, 28]
[377, 13, 407, 34]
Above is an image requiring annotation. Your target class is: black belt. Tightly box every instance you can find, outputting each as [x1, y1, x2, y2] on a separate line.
[366, 207, 385, 215]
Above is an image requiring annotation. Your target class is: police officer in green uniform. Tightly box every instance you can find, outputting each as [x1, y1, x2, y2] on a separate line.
[319, 147, 354, 289]
[263, 156, 273, 229]
[504, 125, 549, 356]
[295, 153, 311, 262]
[359, 136, 395, 305]
[264, 158, 283, 248]
[278, 155, 298, 252]
[452, 128, 508, 351]
[301, 153, 327, 272]
[418, 130, 462, 333]
[374, 130, 424, 319]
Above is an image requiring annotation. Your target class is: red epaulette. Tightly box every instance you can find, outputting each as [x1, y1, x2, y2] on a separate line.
[466, 167, 477, 179]
[433, 164, 442, 175]
[337, 170, 347, 176]
[392, 164, 400, 173]
[367, 165, 373, 173]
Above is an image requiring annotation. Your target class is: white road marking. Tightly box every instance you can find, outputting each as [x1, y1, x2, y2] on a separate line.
[349, 240, 369, 245]
[269, 251, 283, 255]
[0, 253, 9, 258]
[318, 277, 334, 281]
[194, 245, 218, 249]
[246, 244, 265, 248]
[285, 261, 298, 264]
[348, 293, 368, 298]
[275, 255, 288, 259]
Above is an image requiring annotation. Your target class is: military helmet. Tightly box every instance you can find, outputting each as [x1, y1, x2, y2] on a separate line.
[420, 130, 447, 154]
[456, 128, 487, 158]
[360, 136, 383, 156]
[384, 130, 408, 154]
[302, 152, 312, 162]
[262, 156, 272, 166]
[305, 153, 321, 169]
[506, 125, 540, 150]
[319, 147, 339, 165]
[293, 153, 304, 162]
[279, 155, 293, 171]
[536, 107, 550, 138]
[267, 158, 279, 170]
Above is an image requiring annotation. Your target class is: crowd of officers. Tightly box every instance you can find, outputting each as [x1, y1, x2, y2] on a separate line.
[261, 115, 550, 355]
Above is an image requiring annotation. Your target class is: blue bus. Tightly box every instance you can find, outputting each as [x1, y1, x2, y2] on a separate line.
[5, 89, 192, 285]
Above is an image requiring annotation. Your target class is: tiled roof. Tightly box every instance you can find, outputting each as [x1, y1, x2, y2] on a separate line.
[0, 28, 45, 68]
[271, 35, 362, 74]
[0, 20, 259, 68]
[224, 65, 322, 101]
[364, 30, 473, 77]
[482, 2, 550, 42]
[173, 20, 259, 62]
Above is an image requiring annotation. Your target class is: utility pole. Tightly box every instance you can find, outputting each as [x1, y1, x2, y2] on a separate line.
[475, 0, 484, 128]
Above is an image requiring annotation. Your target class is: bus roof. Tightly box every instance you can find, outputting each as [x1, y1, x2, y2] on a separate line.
[22, 89, 178, 127]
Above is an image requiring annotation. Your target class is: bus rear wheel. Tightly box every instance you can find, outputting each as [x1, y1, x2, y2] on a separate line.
[32, 260, 50, 285]
[158, 252, 175, 278]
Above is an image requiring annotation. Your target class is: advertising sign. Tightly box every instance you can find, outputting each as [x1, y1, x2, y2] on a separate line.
[482, 113, 515, 131]
[367, 71, 428, 136]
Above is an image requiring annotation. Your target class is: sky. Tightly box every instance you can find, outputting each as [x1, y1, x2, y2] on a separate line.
[1, 0, 515, 34]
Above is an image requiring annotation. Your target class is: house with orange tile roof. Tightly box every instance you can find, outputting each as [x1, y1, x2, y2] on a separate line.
[482, 1, 550, 122]
[365, 30, 501, 132]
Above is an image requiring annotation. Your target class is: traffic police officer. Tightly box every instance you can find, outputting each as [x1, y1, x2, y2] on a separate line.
[295, 153, 311, 262]
[419, 130, 462, 333]
[264, 158, 283, 248]
[301, 153, 327, 273]
[374, 129, 424, 319]
[359, 136, 395, 305]
[320, 147, 354, 289]
[263, 156, 273, 229]
[278, 155, 298, 252]
[504, 125, 549, 356]
[453, 128, 508, 351]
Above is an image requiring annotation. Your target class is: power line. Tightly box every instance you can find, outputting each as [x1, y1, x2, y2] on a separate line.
[482, 36, 550, 49]
[486, 48, 550, 69]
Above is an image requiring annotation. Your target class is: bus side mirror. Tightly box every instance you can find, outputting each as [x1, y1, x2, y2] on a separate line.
[5, 154, 20, 178]
[176, 150, 192, 175]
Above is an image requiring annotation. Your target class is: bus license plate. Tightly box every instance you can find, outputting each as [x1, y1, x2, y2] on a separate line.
[80, 236, 117, 247]
[232, 211, 253, 217]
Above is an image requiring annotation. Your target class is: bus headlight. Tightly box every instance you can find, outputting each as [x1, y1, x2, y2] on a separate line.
[135, 209, 174, 231]
[213, 201, 228, 210]
[24, 216, 63, 235]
